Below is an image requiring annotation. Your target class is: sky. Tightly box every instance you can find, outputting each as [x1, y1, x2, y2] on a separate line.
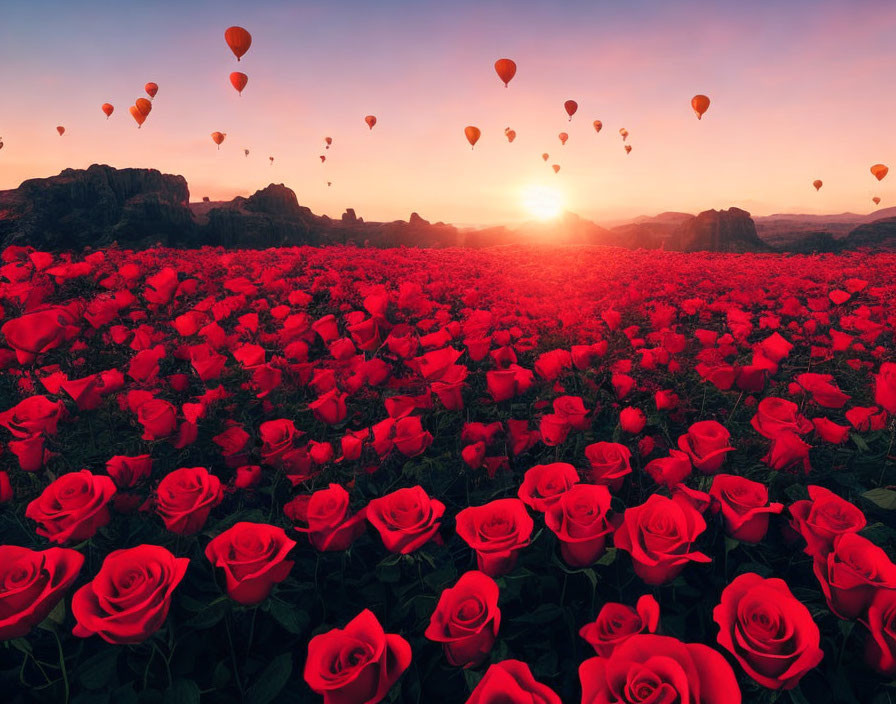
[0, 0, 894, 226]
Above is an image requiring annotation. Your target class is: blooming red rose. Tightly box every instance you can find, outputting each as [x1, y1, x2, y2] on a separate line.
[580, 634, 740, 704]
[619, 406, 646, 434]
[466, 660, 560, 704]
[154, 466, 223, 535]
[811, 416, 850, 444]
[713, 572, 823, 690]
[9, 433, 54, 472]
[846, 405, 887, 431]
[0, 546, 84, 639]
[794, 372, 851, 408]
[136, 398, 178, 440]
[303, 609, 411, 704]
[72, 544, 188, 644]
[583, 441, 632, 491]
[212, 424, 251, 465]
[544, 483, 613, 567]
[259, 418, 302, 465]
[205, 522, 296, 605]
[789, 485, 866, 557]
[677, 420, 733, 473]
[309, 388, 348, 425]
[538, 413, 571, 446]
[425, 570, 500, 668]
[614, 493, 711, 585]
[234, 464, 262, 489]
[552, 395, 590, 430]
[761, 430, 811, 473]
[863, 588, 896, 677]
[366, 486, 445, 554]
[25, 469, 116, 544]
[579, 594, 660, 657]
[812, 532, 896, 620]
[0, 395, 66, 438]
[105, 454, 152, 488]
[644, 449, 693, 487]
[455, 498, 534, 577]
[517, 462, 580, 512]
[874, 362, 896, 414]
[290, 483, 367, 551]
[0, 307, 80, 364]
[750, 397, 812, 439]
[393, 416, 432, 457]
[709, 474, 783, 543]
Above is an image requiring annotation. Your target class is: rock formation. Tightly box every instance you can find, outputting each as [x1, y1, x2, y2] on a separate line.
[672, 208, 770, 252]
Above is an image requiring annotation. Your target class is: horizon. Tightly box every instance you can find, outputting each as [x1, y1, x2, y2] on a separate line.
[1, 0, 894, 225]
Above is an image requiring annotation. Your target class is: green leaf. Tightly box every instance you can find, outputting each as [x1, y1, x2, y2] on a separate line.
[596, 547, 617, 566]
[724, 537, 740, 554]
[164, 678, 200, 704]
[78, 647, 119, 690]
[861, 488, 896, 510]
[850, 433, 870, 452]
[788, 685, 812, 704]
[184, 598, 230, 629]
[268, 600, 309, 635]
[246, 652, 293, 704]
[463, 668, 483, 693]
[513, 603, 564, 626]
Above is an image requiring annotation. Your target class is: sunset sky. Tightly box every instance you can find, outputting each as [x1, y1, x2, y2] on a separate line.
[1, 0, 894, 225]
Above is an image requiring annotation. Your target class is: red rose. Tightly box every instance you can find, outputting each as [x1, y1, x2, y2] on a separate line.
[393, 416, 432, 457]
[205, 522, 296, 605]
[0, 395, 65, 438]
[424, 570, 500, 668]
[534, 349, 572, 380]
[259, 418, 302, 465]
[794, 372, 851, 408]
[789, 485, 866, 557]
[552, 395, 590, 430]
[9, 433, 54, 472]
[677, 420, 733, 473]
[234, 465, 262, 489]
[154, 466, 223, 535]
[430, 365, 468, 410]
[212, 424, 251, 463]
[538, 414, 571, 446]
[709, 474, 783, 543]
[0, 546, 84, 639]
[455, 499, 534, 577]
[136, 398, 178, 440]
[644, 449, 692, 487]
[863, 589, 896, 677]
[303, 609, 411, 704]
[25, 469, 116, 544]
[614, 493, 711, 585]
[366, 486, 445, 554]
[750, 397, 812, 439]
[72, 544, 188, 644]
[579, 594, 660, 657]
[583, 442, 632, 491]
[517, 463, 580, 512]
[0, 307, 79, 364]
[619, 406, 646, 434]
[466, 660, 560, 704]
[761, 430, 811, 473]
[291, 483, 367, 551]
[812, 532, 896, 620]
[713, 572, 823, 690]
[874, 362, 896, 414]
[311, 314, 340, 343]
[105, 454, 152, 488]
[811, 417, 850, 444]
[544, 483, 613, 567]
[580, 634, 740, 704]
[309, 388, 348, 425]
[846, 405, 887, 431]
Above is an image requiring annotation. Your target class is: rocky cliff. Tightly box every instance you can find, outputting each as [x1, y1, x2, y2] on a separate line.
[672, 207, 770, 252]
[845, 217, 896, 248]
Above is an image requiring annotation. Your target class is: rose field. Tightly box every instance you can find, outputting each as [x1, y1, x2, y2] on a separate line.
[1, 242, 896, 704]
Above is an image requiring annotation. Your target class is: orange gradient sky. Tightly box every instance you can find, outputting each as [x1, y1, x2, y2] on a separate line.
[1, 0, 894, 225]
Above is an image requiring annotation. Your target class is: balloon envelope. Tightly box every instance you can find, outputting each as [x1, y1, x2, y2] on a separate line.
[558, 132, 568, 145]
[624, 145, 632, 154]
[813, 179, 823, 191]
[230, 72, 248, 95]
[564, 100, 578, 120]
[464, 125, 481, 148]
[552, 164, 560, 173]
[506, 130, 516, 143]
[135, 98, 152, 116]
[211, 131, 226, 148]
[870, 164, 889, 181]
[145, 82, 158, 99]
[619, 128, 628, 141]
[593, 120, 602, 133]
[542, 153, 549, 161]
[365, 115, 377, 130]
[129, 106, 146, 127]
[872, 196, 881, 205]
[494, 58, 517, 87]
[320, 155, 326, 162]
[691, 94, 710, 119]
[101, 103, 114, 118]
[244, 149, 249, 157]
[56, 126, 65, 136]
[225, 26, 252, 61]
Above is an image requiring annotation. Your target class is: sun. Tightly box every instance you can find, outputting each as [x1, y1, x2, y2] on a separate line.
[520, 185, 565, 221]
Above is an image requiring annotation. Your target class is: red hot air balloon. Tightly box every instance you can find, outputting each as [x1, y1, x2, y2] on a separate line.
[225, 26, 252, 61]
[244, 149, 249, 157]
[464, 125, 481, 149]
[494, 58, 517, 87]
[145, 82, 158, 99]
[211, 131, 226, 149]
[56, 126, 65, 136]
[593, 120, 602, 133]
[872, 196, 881, 205]
[542, 153, 549, 162]
[135, 98, 152, 116]
[871, 164, 889, 181]
[230, 72, 248, 95]
[564, 100, 577, 121]
[129, 106, 146, 128]
[552, 164, 560, 174]
[269, 156, 274, 165]
[558, 132, 568, 145]
[320, 155, 326, 162]
[325, 137, 332, 149]
[101, 103, 114, 119]
[506, 129, 516, 143]
[365, 115, 377, 130]
[0, 138, 4, 151]
[624, 145, 632, 154]
[691, 94, 710, 120]
[619, 128, 629, 141]
[813, 179, 823, 191]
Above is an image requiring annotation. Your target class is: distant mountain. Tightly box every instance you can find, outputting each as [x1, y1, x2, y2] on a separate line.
[844, 217, 896, 248]
[753, 207, 896, 248]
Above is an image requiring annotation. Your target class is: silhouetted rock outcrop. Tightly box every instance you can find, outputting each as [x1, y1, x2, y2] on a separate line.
[845, 217, 896, 248]
[672, 208, 769, 252]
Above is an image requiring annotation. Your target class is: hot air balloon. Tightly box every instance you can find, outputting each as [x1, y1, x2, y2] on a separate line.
[320, 155, 326, 162]
[464, 125, 481, 149]
[327, 181, 332, 187]
[691, 94, 710, 120]
[269, 156, 274, 165]
[813, 179, 823, 191]
[135, 98, 152, 116]
[542, 153, 549, 162]
[230, 72, 248, 95]
[365, 115, 377, 130]
[494, 58, 517, 87]
[619, 128, 629, 141]
[624, 145, 632, 154]
[56, 126, 65, 136]
[211, 131, 226, 149]
[872, 196, 881, 205]
[506, 130, 516, 143]
[145, 83, 158, 99]
[558, 132, 568, 145]
[593, 120, 602, 133]
[564, 100, 578, 121]
[325, 137, 332, 149]
[101, 103, 114, 119]
[129, 106, 146, 127]
[0, 138, 4, 151]
[552, 164, 560, 174]
[225, 26, 252, 61]
[871, 164, 889, 181]
[244, 149, 249, 157]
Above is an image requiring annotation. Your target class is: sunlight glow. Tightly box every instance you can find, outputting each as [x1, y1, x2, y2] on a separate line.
[520, 185, 565, 221]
